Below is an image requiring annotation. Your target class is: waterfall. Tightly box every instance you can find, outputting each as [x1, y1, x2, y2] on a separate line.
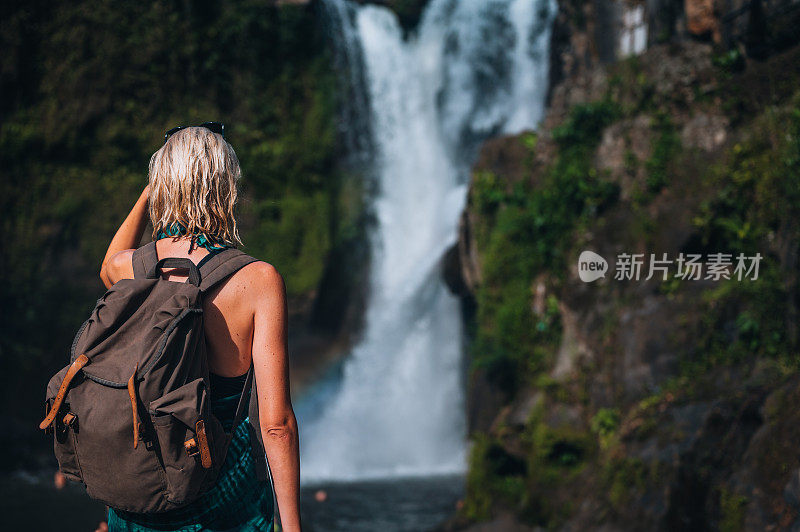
[299, 0, 557, 483]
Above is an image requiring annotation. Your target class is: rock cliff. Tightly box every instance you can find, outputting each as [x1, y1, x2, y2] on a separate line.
[448, 0, 800, 529]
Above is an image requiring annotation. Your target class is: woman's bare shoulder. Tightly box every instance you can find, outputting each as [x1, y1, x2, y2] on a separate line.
[234, 260, 286, 301]
[105, 249, 136, 283]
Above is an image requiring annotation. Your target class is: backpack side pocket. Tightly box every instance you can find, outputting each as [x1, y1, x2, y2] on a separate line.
[45, 366, 82, 482]
[149, 378, 215, 504]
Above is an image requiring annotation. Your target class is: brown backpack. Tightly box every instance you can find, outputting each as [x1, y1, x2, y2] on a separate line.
[40, 241, 267, 513]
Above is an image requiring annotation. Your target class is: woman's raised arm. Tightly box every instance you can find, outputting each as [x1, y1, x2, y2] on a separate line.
[251, 262, 302, 532]
[100, 186, 149, 288]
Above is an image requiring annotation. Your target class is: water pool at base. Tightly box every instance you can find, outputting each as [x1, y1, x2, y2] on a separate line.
[301, 474, 465, 532]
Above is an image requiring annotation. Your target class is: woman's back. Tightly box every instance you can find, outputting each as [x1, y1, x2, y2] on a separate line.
[153, 238, 258, 378]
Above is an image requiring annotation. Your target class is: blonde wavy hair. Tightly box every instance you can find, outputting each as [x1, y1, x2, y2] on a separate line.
[148, 126, 242, 248]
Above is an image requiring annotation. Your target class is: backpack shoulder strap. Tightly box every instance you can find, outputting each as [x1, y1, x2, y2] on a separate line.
[132, 241, 158, 279]
[217, 365, 270, 483]
[248, 374, 270, 481]
[198, 248, 258, 292]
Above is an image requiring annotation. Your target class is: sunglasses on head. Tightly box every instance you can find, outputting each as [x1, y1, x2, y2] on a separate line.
[164, 122, 225, 143]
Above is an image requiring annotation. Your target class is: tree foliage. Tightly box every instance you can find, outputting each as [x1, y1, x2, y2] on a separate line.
[0, 0, 351, 440]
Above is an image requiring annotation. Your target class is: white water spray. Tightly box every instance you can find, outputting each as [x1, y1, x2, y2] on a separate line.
[300, 0, 557, 482]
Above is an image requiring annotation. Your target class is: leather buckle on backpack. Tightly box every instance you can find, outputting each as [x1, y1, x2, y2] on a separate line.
[62, 412, 78, 431]
[183, 420, 212, 469]
[184, 438, 199, 457]
[40, 354, 89, 431]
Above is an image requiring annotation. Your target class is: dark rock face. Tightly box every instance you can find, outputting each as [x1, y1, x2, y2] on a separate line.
[310, 226, 371, 336]
[453, 0, 800, 527]
[443, 242, 470, 298]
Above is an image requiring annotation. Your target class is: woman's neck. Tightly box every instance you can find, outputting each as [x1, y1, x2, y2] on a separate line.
[155, 237, 211, 261]
[156, 222, 229, 253]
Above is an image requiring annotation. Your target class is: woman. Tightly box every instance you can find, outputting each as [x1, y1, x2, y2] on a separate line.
[97, 125, 302, 532]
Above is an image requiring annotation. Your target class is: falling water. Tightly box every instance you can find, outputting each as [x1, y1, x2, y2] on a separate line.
[300, 0, 557, 482]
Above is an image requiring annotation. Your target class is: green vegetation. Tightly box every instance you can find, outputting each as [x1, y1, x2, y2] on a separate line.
[0, 1, 362, 439]
[524, 409, 593, 476]
[464, 100, 624, 527]
[590, 408, 621, 449]
[469, 100, 620, 395]
[463, 434, 528, 522]
[464, 405, 595, 527]
[645, 111, 681, 193]
[601, 456, 668, 515]
[712, 49, 746, 75]
[718, 487, 748, 532]
[462, 37, 800, 527]
[687, 100, 800, 373]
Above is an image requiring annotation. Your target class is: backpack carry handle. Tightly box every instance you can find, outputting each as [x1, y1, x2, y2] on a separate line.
[147, 258, 201, 286]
